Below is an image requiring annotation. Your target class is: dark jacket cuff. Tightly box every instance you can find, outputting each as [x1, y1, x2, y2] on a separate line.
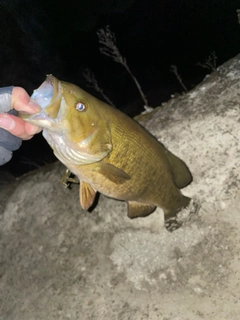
[0, 86, 14, 113]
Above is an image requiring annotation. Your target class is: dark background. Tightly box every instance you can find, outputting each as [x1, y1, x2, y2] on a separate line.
[0, 0, 240, 176]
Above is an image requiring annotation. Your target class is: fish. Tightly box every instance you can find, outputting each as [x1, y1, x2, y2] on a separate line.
[20, 75, 192, 231]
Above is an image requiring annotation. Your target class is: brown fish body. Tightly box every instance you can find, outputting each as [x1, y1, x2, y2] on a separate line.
[67, 104, 190, 215]
[21, 75, 192, 226]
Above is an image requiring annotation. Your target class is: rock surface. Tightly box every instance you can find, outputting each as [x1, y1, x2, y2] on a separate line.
[1, 55, 240, 320]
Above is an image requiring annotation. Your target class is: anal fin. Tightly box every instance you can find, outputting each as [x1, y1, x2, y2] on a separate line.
[80, 181, 97, 210]
[127, 201, 156, 218]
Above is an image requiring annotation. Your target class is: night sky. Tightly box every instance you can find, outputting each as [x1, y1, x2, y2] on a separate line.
[0, 0, 240, 176]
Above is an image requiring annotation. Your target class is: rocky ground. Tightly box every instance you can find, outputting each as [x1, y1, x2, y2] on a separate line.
[1, 55, 240, 320]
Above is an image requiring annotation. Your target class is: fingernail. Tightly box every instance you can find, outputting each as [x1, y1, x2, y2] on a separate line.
[0, 115, 15, 130]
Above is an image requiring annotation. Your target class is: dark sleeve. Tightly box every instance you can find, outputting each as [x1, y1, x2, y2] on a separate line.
[0, 86, 22, 165]
[0, 86, 14, 113]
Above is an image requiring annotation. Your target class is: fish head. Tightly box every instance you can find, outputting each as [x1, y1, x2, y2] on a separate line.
[20, 75, 112, 165]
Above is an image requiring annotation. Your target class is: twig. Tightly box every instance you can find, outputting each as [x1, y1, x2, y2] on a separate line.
[97, 25, 149, 107]
[83, 68, 115, 107]
[196, 51, 218, 71]
[170, 65, 188, 93]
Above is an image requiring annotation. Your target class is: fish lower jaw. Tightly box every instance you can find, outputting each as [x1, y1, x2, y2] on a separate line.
[21, 111, 55, 129]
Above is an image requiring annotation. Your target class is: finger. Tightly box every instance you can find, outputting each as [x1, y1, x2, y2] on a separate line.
[0, 114, 41, 140]
[11, 87, 41, 113]
[24, 122, 42, 138]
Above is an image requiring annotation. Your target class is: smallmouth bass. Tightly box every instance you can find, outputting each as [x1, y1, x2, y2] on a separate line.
[20, 75, 192, 230]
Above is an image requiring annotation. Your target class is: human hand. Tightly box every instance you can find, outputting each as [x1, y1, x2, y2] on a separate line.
[0, 86, 42, 165]
[0, 87, 42, 139]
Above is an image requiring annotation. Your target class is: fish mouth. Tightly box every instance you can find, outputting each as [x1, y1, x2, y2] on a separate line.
[31, 75, 55, 109]
[19, 75, 61, 129]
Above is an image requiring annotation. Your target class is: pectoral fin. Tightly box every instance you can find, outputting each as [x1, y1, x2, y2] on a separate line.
[94, 162, 131, 184]
[80, 181, 97, 210]
[165, 150, 192, 188]
[127, 201, 156, 218]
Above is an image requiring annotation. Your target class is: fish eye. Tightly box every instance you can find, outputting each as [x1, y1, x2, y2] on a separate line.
[75, 102, 87, 112]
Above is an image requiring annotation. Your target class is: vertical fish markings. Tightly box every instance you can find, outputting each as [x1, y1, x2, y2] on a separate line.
[21, 75, 192, 230]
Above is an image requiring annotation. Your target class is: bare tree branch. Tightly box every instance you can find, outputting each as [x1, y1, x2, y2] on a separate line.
[170, 65, 188, 93]
[83, 68, 115, 107]
[196, 51, 218, 71]
[97, 25, 149, 107]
